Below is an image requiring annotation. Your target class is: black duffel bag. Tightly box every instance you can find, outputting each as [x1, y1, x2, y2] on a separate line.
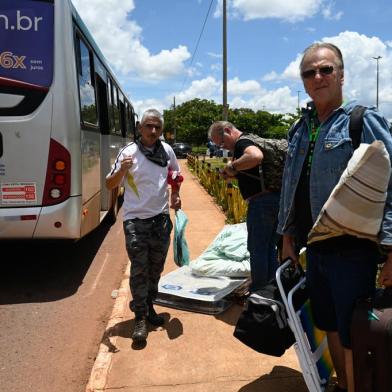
[233, 261, 307, 357]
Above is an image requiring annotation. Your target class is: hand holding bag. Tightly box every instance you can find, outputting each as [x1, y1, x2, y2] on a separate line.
[173, 209, 190, 267]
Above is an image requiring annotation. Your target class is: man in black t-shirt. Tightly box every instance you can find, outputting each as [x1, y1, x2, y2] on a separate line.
[208, 121, 280, 291]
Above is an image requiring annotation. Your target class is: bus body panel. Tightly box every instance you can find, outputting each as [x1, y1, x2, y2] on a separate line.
[80, 190, 101, 238]
[0, 207, 40, 238]
[0, 195, 83, 239]
[34, 196, 82, 239]
[81, 129, 101, 205]
[0, 94, 53, 208]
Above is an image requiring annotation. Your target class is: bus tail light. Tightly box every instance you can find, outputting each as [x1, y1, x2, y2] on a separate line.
[42, 139, 71, 206]
[54, 174, 66, 185]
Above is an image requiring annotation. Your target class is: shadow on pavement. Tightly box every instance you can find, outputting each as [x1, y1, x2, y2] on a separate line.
[101, 312, 184, 352]
[214, 303, 243, 326]
[238, 365, 308, 392]
[0, 217, 112, 305]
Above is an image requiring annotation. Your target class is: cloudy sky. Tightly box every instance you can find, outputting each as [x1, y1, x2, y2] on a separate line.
[71, 0, 392, 120]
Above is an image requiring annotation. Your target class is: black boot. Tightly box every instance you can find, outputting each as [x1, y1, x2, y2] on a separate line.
[147, 303, 165, 326]
[132, 316, 148, 342]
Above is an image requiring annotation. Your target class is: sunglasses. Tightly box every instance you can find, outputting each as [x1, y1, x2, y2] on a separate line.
[301, 65, 334, 79]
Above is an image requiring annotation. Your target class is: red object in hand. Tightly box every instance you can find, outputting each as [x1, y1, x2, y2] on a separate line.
[167, 170, 184, 186]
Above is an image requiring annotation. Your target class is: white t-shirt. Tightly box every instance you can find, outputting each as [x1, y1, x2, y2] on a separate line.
[107, 141, 181, 220]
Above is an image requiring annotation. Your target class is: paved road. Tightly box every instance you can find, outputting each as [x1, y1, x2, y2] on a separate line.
[0, 214, 129, 392]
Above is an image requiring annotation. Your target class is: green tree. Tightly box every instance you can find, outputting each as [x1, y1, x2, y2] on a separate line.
[163, 99, 301, 145]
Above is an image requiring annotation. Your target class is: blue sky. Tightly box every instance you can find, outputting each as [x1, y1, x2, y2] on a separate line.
[71, 0, 392, 120]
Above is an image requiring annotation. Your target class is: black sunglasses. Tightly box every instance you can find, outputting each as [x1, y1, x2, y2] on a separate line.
[301, 65, 334, 79]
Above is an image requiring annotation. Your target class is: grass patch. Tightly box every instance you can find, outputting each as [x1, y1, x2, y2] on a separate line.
[192, 146, 207, 154]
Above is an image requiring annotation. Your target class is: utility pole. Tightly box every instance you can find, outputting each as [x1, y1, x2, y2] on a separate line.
[173, 96, 176, 143]
[297, 90, 301, 113]
[222, 0, 228, 120]
[373, 56, 382, 109]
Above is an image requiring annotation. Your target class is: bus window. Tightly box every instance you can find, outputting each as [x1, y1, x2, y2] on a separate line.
[76, 36, 97, 126]
[130, 108, 137, 140]
[125, 103, 130, 137]
[107, 78, 114, 130]
[125, 103, 134, 139]
[119, 101, 126, 137]
[112, 85, 120, 135]
[96, 75, 109, 133]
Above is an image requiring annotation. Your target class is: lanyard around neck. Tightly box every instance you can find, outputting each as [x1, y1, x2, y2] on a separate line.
[308, 114, 321, 142]
[306, 113, 321, 174]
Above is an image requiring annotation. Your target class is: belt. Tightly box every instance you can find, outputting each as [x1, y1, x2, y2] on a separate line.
[133, 213, 165, 222]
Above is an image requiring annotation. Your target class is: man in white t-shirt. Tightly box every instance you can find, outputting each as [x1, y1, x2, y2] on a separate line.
[106, 109, 181, 342]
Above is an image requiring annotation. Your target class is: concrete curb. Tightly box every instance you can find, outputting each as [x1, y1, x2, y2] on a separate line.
[85, 262, 130, 392]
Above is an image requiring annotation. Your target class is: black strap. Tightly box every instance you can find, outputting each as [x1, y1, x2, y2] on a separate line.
[349, 105, 367, 150]
[237, 134, 266, 192]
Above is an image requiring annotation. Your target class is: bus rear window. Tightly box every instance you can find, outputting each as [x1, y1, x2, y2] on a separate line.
[0, 0, 54, 89]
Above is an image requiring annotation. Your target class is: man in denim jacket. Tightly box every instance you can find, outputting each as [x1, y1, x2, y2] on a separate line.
[278, 42, 392, 392]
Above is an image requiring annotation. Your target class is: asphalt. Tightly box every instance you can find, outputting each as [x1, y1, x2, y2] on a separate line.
[85, 159, 310, 392]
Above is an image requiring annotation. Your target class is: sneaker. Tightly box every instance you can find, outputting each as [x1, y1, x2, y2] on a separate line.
[132, 317, 148, 342]
[147, 305, 165, 326]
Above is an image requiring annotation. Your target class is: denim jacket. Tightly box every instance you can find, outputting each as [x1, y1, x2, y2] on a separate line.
[277, 100, 392, 246]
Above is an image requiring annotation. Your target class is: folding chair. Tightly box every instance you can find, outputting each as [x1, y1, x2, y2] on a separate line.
[276, 260, 334, 392]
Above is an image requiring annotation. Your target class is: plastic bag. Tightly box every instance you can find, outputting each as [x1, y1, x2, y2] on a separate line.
[173, 209, 190, 267]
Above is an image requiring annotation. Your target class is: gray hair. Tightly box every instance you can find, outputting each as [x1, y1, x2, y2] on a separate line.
[300, 42, 344, 73]
[140, 108, 164, 127]
[208, 121, 235, 139]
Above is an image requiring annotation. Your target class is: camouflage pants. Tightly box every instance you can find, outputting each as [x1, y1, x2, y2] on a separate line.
[123, 213, 173, 316]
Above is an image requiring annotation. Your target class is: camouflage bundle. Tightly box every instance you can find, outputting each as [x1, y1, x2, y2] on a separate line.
[239, 134, 288, 192]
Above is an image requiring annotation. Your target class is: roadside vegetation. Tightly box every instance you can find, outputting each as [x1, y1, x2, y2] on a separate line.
[187, 154, 247, 224]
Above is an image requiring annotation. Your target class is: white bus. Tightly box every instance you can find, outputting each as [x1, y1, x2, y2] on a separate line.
[0, 0, 137, 239]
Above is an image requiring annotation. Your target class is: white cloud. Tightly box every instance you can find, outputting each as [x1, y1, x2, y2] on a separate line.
[170, 77, 222, 106]
[71, 0, 191, 81]
[211, 63, 222, 72]
[228, 77, 261, 96]
[277, 54, 303, 81]
[72, 0, 392, 121]
[213, 0, 345, 23]
[157, 75, 297, 115]
[325, 32, 392, 115]
[163, 31, 392, 119]
[262, 31, 392, 118]
[262, 71, 280, 82]
[133, 98, 168, 120]
[215, 0, 325, 23]
[322, 1, 343, 21]
[208, 52, 223, 59]
[228, 86, 295, 113]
